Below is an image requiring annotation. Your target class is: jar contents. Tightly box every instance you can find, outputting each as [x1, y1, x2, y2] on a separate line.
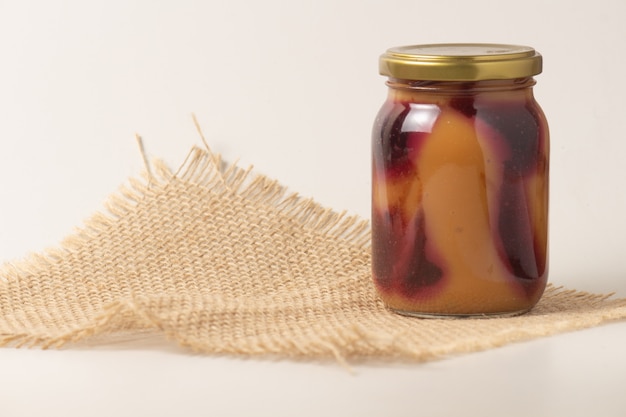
[372, 79, 549, 316]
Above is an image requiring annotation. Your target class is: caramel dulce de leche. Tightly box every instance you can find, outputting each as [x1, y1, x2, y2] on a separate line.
[372, 44, 549, 317]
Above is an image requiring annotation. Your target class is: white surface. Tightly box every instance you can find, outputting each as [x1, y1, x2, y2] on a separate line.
[0, 0, 625, 416]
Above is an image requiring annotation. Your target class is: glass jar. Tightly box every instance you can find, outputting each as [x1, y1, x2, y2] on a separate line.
[372, 44, 549, 317]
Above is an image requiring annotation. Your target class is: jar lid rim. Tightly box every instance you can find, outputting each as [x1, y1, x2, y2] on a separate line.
[380, 43, 542, 81]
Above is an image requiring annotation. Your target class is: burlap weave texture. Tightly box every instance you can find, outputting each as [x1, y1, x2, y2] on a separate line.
[1, 144, 625, 362]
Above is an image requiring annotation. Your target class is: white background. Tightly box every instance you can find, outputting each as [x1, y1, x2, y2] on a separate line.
[0, 1, 625, 416]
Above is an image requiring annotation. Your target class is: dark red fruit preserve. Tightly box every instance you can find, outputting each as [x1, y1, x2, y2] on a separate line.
[373, 44, 549, 317]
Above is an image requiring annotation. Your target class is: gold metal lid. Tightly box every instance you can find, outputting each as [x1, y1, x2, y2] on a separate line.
[379, 43, 542, 81]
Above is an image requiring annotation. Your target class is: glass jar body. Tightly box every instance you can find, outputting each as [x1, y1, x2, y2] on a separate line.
[371, 78, 549, 317]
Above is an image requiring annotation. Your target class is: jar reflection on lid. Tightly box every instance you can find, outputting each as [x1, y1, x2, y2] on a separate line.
[379, 43, 542, 81]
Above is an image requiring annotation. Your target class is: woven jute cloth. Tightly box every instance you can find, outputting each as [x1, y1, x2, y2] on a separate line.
[1, 144, 625, 363]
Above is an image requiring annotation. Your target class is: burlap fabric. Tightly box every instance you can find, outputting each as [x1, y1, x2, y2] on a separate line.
[1, 143, 625, 363]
